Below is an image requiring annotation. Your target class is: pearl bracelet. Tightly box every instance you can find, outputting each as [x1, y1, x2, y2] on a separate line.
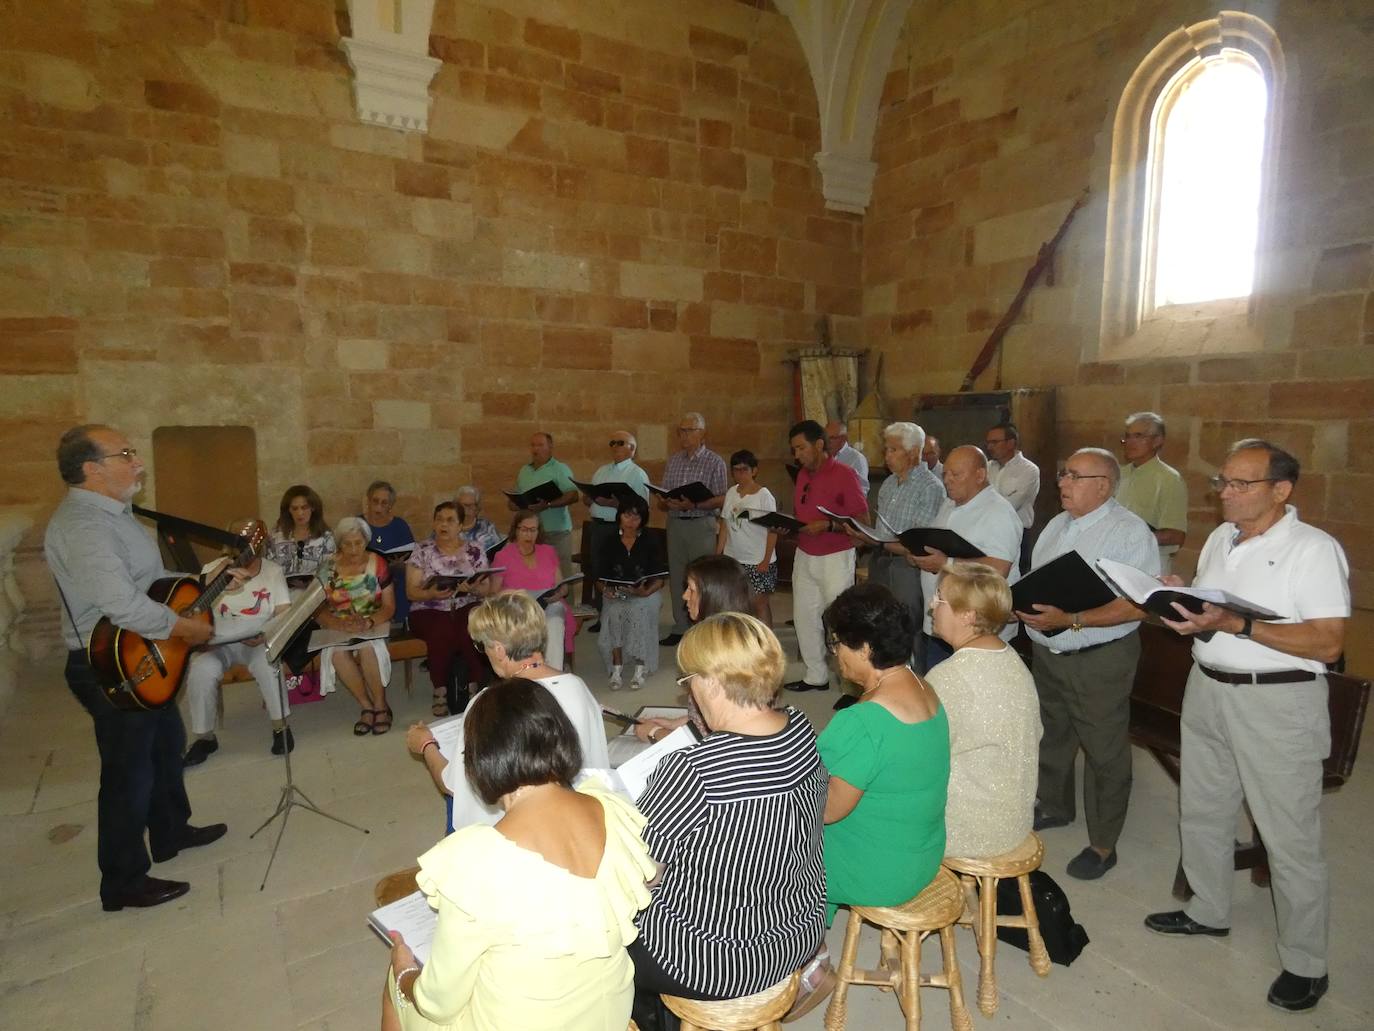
[394, 964, 422, 1008]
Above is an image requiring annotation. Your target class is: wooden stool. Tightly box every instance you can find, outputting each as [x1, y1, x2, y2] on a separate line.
[944, 831, 1051, 1017]
[826, 868, 972, 1031]
[662, 971, 799, 1031]
[373, 865, 421, 907]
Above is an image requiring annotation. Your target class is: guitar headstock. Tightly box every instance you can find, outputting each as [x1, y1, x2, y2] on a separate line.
[234, 520, 269, 562]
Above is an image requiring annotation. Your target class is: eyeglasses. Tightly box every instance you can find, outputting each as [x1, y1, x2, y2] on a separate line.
[609, 439, 628, 447]
[97, 448, 138, 462]
[984, 437, 1009, 447]
[1056, 469, 1108, 483]
[825, 630, 840, 654]
[675, 672, 698, 688]
[1208, 474, 1277, 494]
[1121, 432, 1157, 442]
[930, 595, 948, 607]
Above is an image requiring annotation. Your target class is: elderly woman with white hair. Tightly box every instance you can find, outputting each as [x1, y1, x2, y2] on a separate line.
[454, 485, 504, 558]
[318, 515, 396, 735]
[843, 421, 945, 674]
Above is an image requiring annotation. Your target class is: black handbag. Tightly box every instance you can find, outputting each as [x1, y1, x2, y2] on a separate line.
[994, 870, 1090, 965]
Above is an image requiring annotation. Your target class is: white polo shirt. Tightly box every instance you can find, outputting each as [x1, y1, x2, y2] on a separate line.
[1191, 506, 1350, 674]
[989, 451, 1040, 528]
[920, 485, 1023, 637]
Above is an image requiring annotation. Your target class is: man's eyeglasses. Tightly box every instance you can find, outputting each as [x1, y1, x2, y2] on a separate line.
[97, 448, 138, 462]
[1208, 474, 1277, 494]
[609, 439, 628, 447]
[1056, 469, 1108, 483]
[825, 630, 840, 654]
[1121, 432, 1157, 442]
[984, 437, 1009, 447]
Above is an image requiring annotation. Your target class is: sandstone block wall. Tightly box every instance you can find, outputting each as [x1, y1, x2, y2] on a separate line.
[865, 0, 1374, 666]
[0, 0, 859, 651]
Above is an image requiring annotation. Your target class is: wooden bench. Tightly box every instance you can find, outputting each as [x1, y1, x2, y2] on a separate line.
[1128, 622, 1370, 897]
[221, 635, 429, 693]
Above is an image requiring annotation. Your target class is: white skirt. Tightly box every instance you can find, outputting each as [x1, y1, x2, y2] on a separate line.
[318, 638, 392, 696]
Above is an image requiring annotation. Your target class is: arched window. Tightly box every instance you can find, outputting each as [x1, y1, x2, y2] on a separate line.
[1100, 13, 1283, 354]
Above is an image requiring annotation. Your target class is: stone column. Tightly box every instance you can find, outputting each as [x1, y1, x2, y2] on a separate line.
[0, 513, 33, 654]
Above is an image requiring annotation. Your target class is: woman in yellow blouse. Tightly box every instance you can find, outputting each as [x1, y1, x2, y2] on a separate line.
[382, 679, 654, 1031]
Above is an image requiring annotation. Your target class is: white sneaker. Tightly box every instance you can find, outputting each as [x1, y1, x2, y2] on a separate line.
[629, 666, 646, 691]
[609, 665, 623, 691]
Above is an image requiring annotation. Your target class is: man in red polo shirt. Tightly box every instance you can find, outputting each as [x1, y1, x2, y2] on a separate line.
[783, 420, 869, 698]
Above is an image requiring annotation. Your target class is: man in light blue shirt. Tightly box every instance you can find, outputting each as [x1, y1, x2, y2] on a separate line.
[1016, 447, 1158, 882]
[512, 431, 579, 577]
[582, 430, 650, 619]
[826, 419, 869, 489]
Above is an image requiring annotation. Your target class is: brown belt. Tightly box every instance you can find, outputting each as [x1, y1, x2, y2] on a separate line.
[1199, 664, 1317, 685]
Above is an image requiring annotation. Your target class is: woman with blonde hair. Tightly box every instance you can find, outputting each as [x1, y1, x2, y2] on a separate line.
[405, 591, 608, 834]
[629, 612, 827, 1030]
[925, 560, 1040, 858]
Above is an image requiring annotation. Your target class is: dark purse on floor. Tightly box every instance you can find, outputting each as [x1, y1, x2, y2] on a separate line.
[995, 870, 1090, 965]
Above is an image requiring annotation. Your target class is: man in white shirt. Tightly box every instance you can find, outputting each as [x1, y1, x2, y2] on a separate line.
[581, 430, 651, 624]
[907, 446, 1021, 672]
[1016, 448, 1158, 882]
[1144, 439, 1347, 1014]
[1116, 411, 1188, 573]
[985, 421, 1039, 530]
[825, 419, 869, 488]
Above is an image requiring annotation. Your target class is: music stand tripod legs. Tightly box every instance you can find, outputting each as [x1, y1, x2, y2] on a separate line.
[250, 664, 368, 890]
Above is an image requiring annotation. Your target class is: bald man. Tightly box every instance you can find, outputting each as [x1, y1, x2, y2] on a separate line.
[906, 445, 1022, 672]
[1015, 448, 1158, 881]
[825, 420, 869, 488]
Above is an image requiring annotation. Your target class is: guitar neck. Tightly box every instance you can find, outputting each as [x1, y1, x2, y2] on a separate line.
[183, 541, 261, 616]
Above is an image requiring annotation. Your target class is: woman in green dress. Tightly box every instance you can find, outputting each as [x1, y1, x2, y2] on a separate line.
[819, 581, 950, 919]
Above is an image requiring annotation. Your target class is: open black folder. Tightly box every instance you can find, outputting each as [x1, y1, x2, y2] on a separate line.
[1011, 551, 1118, 636]
[895, 527, 985, 560]
[502, 480, 565, 507]
[1095, 558, 1280, 623]
[749, 511, 805, 532]
[574, 480, 642, 506]
[647, 481, 716, 504]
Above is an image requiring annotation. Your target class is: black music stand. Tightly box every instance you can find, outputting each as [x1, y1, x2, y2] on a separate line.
[252, 583, 368, 889]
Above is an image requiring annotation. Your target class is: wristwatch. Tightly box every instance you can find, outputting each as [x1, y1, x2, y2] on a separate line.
[1069, 613, 1084, 632]
[1235, 616, 1253, 639]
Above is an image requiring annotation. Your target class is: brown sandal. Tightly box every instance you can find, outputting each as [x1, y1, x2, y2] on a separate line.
[432, 689, 448, 718]
[371, 706, 394, 735]
[353, 710, 376, 736]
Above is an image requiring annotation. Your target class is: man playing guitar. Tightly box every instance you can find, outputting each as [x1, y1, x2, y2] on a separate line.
[44, 424, 230, 912]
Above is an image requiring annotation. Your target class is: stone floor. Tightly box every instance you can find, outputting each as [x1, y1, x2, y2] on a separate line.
[1, 609, 1371, 1031]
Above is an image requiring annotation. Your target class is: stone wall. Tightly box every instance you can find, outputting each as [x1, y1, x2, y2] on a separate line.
[0, 0, 860, 652]
[864, 0, 1374, 666]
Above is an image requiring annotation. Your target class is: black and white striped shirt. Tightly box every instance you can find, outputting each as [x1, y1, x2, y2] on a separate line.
[636, 707, 828, 998]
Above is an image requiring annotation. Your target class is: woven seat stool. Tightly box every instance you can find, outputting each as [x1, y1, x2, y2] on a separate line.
[373, 865, 421, 907]
[944, 831, 1051, 1016]
[825, 867, 972, 1031]
[662, 971, 800, 1031]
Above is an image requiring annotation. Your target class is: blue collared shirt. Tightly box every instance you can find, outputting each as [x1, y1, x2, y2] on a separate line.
[44, 487, 179, 650]
[590, 458, 651, 522]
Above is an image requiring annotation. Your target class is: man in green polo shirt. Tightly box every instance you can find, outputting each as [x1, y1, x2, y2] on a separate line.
[512, 430, 580, 577]
[1115, 411, 1188, 573]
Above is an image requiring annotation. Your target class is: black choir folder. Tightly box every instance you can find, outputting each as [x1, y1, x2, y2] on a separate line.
[894, 527, 984, 560]
[1011, 551, 1117, 636]
[1095, 559, 1280, 622]
[574, 480, 642, 506]
[648, 481, 716, 504]
[502, 480, 565, 507]
[749, 511, 805, 532]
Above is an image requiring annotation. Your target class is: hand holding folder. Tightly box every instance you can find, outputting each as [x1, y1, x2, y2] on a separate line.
[1011, 552, 1118, 637]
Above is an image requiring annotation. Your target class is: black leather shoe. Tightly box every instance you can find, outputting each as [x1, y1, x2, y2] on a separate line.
[1032, 806, 1071, 831]
[587, 621, 601, 633]
[102, 876, 190, 912]
[659, 633, 683, 646]
[1065, 846, 1117, 880]
[1143, 910, 1229, 937]
[152, 823, 228, 863]
[271, 727, 295, 755]
[182, 737, 218, 767]
[784, 679, 829, 693]
[1267, 971, 1328, 1012]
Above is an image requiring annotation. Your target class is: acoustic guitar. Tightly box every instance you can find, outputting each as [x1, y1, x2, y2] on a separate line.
[87, 523, 268, 711]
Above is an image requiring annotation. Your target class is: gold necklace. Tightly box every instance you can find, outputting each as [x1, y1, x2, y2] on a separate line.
[862, 666, 909, 698]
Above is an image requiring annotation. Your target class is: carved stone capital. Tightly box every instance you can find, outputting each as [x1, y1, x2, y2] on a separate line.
[340, 37, 441, 133]
[814, 152, 878, 215]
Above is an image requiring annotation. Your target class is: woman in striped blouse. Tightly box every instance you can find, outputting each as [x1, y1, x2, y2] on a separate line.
[629, 613, 828, 1031]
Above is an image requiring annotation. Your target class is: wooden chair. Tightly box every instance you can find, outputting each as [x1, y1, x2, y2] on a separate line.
[374, 866, 421, 907]
[826, 868, 973, 1031]
[662, 971, 800, 1031]
[944, 832, 1051, 1017]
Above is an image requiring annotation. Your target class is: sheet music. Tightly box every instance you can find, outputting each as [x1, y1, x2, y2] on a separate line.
[307, 624, 390, 652]
[264, 580, 326, 664]
[428, 713, 465, 761]
[614, 724, 696, 800]
[605, 705, 688, 766]
[368, 890, 437, 963]
[1096, 558, 1280, 618]
[818, 506, 895, 542]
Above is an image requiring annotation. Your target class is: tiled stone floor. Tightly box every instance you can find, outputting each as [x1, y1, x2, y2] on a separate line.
[1, 612, 1370, 1030]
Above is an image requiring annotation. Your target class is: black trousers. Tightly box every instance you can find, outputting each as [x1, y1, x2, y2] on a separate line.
[65, 650, 193, 900]
[628, 939, 729, 1031]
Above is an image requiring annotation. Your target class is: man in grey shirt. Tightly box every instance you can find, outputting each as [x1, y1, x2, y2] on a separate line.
[44, 424, 226, 912]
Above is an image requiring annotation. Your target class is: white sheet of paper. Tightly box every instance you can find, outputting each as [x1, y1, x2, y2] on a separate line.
[614, 724, 696, 801]
[368, 889, 437, 963]
[1096, 558, 1280, 617]
[427, 713, 465, 761]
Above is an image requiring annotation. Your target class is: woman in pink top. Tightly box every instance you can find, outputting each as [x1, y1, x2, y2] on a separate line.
[492, 510, 575, 670]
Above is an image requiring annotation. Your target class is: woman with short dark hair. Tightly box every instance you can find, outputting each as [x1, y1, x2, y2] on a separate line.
[715, 448, 779, 625]
[818, 582, 949, 918]
[596, 495, 665, 691]
[382, 680, 655, 1031]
